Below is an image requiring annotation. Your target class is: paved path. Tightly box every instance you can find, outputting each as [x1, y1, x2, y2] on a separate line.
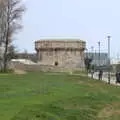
[88, 72, 120, 86]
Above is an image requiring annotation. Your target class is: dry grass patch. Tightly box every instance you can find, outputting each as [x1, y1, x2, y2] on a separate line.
[98, 102, 120, 119]
[14, 69, 27, 74]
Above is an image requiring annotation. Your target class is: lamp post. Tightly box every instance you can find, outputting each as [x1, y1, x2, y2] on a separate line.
[91, 46, 94, 59]
[98, 41, 101, 68]
[95, 49, 97, 66]
[108, 36, 111, 84]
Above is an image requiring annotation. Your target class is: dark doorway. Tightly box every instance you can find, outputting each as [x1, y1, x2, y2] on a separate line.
[54, 61, 58, 66]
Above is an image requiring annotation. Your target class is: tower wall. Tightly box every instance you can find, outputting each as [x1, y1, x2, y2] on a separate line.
[35, 40, 86, 68]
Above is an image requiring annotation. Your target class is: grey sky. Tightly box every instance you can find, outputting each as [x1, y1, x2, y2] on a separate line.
[15, 0, 120, 58]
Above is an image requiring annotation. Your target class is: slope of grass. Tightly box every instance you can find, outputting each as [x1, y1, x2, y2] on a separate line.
[0, 72, 120, 120]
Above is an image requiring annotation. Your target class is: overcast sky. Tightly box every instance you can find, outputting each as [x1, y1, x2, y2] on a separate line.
[15, 0, 120, 58]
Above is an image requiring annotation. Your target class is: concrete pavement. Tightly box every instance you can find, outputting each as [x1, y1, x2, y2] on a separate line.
[88, 72, 120, 86]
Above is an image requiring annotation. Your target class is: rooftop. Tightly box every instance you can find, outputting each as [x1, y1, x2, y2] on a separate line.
[35, 39, 85, 43]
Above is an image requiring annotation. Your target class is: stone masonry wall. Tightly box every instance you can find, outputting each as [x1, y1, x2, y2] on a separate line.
[10, 62, 85, 72]
[35, 40, 86, 69]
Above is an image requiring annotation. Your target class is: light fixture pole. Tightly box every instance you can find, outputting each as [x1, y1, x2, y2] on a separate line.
[108, 36, 111, 84]
[98, 41, 101, 67]
[91, 46, 94, 58]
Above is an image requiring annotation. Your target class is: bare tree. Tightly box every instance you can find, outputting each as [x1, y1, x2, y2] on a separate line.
[0, 0, 25, 72]
[7, 45, 18, 61]
[84, 57, 93, 73]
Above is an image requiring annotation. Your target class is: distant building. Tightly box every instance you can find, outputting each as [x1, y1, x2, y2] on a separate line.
[111, 59, 120, 65]
[85, 52, 109, 66]
[111, 59, 120, 72]
[16, 53, 37, 62]
[35, 39, 86, 68]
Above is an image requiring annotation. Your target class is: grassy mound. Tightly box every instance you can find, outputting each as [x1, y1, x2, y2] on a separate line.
[0, 72, 120, 120]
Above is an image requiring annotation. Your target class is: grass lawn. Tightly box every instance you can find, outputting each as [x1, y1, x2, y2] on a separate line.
[0, 72, 120, 120]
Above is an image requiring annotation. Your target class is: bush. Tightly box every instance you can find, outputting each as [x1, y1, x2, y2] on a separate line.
[0, 69, 14, 73]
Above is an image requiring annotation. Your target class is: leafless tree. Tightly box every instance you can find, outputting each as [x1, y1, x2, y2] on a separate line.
[0, 0, 25, 72]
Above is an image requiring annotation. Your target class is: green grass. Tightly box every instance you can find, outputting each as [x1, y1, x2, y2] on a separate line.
[0, 72, 120, 120]
[72, 70, 87, 75]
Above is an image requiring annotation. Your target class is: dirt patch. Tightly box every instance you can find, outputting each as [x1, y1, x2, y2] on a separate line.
[77, 81, 84, 84]
[98, 103, 120, 119]
[14, 69, 27, 74]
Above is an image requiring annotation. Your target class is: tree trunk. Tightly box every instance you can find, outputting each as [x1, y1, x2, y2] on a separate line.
[3, 26, 9, 72]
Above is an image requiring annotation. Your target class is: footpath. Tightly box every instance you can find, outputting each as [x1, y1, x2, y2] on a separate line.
[88, 72, 120, 86]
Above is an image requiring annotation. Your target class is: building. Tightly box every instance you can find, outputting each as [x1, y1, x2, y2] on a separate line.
[85, 52, 109, 66]
[16, 53, 37, 62]
[35, 39, 86, 68]
[111, 59, 120, 65]
[111, 59, 120, 72]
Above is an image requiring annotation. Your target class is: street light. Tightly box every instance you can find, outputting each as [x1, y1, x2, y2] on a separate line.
[85, 48, 88, 58]
[98, 41, 101, 67]
[91, 46, 94, 59]
[91, 46, 94, 52]
[108, 36, 111, 84]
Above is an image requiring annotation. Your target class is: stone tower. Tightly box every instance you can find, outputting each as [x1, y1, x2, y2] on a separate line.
[35, 39, 86, 69]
